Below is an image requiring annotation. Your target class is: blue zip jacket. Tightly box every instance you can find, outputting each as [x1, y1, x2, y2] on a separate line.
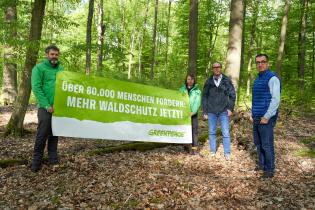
[252, 69, 280, 118]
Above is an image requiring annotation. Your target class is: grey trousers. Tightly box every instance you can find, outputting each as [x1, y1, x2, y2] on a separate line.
[32, 108, 58, 164]
[191, 114, 198, 147]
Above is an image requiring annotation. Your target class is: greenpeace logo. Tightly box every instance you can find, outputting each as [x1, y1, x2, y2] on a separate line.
[148, 129, 184, 137]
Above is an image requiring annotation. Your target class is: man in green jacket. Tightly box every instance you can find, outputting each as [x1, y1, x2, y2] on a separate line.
[30, 45, 63, 172]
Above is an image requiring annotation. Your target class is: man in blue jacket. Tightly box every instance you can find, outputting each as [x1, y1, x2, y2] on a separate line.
[252, 54, 281, 178]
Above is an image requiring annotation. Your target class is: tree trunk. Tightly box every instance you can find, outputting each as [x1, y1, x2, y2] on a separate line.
[164, 0, 172, 72]
[5, 0, 47, 136]
[276, 0, 290, 77]
[225, 0, 244, 92]
[119, 0, 126, 71]
[205, 0, 222, 77]
[240, 0, 246, 77]
[206, 22, 219, 77]
[128, 30, 136, 79]
[138, 0, 150, 79]
[85, 0, 95, 75]
[246, 0, 259, 96]
[297, 0, 308, 90]
[50, 0, 55, 43]
[188, 0, 198, 77]
[150, 0, 159, 80]
[312, 21, 314, 80]
[96, 0, 105, 76]
[2, 0, 17, 105]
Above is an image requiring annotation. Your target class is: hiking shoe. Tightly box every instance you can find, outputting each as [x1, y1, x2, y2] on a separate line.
[262, 171, 274, 179]
[48, 159, 59, 165]
[225, 154, 231, 161]
[30, 163, 41, 172]
[254, 166, 263, 172]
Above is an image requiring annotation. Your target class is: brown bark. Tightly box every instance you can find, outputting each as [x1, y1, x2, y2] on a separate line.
[2, 0, 17, 105]
[225, 0, 244, 92]
[5, 0, 47, 136]
[85, 0, 95, 75]
[276, 0, 290, 77]
[188, 0, 198, 77]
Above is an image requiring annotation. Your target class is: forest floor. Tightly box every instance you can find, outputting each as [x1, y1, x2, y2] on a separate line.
[0, 105, 314, 209]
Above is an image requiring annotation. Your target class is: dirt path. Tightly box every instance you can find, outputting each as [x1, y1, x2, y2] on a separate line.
[0, 107, 314, 209]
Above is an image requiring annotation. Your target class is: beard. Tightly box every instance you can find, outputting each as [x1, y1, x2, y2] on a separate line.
[49, 59, 58, 66]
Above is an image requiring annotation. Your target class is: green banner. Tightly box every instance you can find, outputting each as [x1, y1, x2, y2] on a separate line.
[52, 71, 192, 143]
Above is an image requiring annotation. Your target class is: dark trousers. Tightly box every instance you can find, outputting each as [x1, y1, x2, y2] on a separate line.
[191, 114, 198, 147]
[32, 108, 58, 164]
[253, 116, 277, 172]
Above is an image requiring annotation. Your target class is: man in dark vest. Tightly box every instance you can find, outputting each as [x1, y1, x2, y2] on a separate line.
[252, 54, 280, 178]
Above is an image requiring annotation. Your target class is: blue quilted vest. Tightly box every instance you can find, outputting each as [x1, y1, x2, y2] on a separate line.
[252, 69, 277, 118]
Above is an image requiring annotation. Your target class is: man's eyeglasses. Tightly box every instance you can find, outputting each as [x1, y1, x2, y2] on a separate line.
[256, 61, 267, 65]
[213, 66, 221, 69]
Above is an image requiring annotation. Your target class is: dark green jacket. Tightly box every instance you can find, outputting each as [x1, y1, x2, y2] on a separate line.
[179, 84, 201, 115]
[31, 59, 63, 109]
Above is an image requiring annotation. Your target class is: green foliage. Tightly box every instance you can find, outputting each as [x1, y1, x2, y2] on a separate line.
[296, 150, 315, 158]
[0, 0, 314, 111]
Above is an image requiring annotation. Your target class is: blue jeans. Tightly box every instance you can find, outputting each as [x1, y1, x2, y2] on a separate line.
[253, 117, 276, 172]
[208, 111, 231, 155]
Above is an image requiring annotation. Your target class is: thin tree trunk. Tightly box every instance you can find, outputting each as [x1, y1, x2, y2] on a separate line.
[150, 0, 159, 80]
[5, 0, 47, 136]
[2, 0, 17, 105]
[96, 0, 105, 76]
[246, 0, 259, 96]
[256, 30, 263, 55]
[297, 0, 308, 90]
[276, 0, 290, 77]
[50, 0, 55, 43]
[118, 0, 126, 71]
[205, 0, 222, 77]
[164, 0, 172, 72]
[240, 0, 246, 76]
[138, 0, 150, 79]
[188, 0, 198, 77]
[85, 0, 95, 75]
[128, 30, 136, 79]
[205, 24, 219, 77]
[312, 21, 314, 80]
[225, 0, 244, 92]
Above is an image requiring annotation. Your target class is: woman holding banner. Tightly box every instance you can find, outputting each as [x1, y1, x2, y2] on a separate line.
[179, 74, 201, 155]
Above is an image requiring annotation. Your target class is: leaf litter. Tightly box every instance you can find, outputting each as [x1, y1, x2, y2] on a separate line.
[0, 106, 314, 209]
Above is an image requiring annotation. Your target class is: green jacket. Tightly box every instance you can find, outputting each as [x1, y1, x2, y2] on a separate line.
[179, 84, 201, 115]
[31, 59, 63, 109]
